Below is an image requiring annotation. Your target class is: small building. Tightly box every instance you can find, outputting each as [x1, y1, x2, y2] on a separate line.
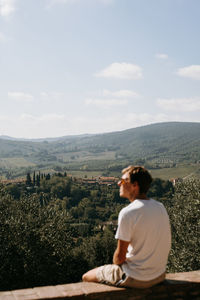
[98, 176, 118, 185]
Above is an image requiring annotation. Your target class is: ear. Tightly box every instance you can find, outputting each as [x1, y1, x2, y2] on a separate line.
[132, 181, 139, 187]
[132, 181, 140, 192]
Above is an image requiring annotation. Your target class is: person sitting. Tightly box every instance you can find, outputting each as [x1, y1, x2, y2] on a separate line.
[82, 166, 171, 288]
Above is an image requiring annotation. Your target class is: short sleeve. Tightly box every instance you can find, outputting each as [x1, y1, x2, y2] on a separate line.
[115, 210, 132, 242]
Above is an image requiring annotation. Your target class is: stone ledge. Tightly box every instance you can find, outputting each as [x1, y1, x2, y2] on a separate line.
[0, 271, 199, 300]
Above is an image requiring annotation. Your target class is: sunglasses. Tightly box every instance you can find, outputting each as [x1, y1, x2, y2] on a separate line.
[118, 178, 129, 185]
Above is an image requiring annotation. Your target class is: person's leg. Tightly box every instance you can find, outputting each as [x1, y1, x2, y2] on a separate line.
[119, 272, 166, 289]
[82, 264, 125, 286]
[82, 267, 100, 282]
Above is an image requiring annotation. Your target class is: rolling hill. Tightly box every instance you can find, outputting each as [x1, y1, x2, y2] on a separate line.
[0, 122, 200, 179]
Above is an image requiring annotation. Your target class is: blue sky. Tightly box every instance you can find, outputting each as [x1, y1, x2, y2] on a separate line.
[0, 0, 200, 138]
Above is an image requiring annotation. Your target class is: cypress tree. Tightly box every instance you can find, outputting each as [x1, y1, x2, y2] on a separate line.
[36, 174, 40, 187]
[26, 173, 32, 186]
[33, 171, 36, 186]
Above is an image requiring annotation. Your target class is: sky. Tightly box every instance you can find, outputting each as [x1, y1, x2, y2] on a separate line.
[0, 0, 200, 138]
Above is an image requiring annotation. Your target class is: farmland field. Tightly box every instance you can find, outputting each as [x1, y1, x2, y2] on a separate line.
[0, 157, 36, 168]
[150, 164, 200, 180]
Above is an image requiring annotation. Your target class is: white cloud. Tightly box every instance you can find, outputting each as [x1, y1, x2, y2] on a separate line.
[8, 92, 34, 102]
[102, 89, 140, 98]
[20, 113, 65, 122]
[85, 98, 128, 107]
[40, 91, 64, 101]
[177, 65, 200, 80]
[0, 0, 16, 17]
[155, 53, 168, 60]
[157, 97, 200, 112]
[85, 89, 140, 108]
[39, 113, 65, 121]
[95, 62, 143, 80]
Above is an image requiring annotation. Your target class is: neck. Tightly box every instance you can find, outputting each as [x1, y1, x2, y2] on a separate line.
[129, 193, 149, 202]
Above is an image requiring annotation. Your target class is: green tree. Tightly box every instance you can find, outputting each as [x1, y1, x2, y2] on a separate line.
[46, 173, 51, 180]
[148, 178, 174, 199]
[33, 171, 36, 186]
[80, 228, 116, 269]
[5, 184, 21, 200]
[167, 179, 200, 272]
[0, 187, 76, 291]
[26, 172, 32, 186]
[36, 173, 40, 186]
[50, 177, 71, 199]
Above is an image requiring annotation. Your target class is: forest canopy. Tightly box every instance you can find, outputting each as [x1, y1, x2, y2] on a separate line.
[0, 174, 199, 291]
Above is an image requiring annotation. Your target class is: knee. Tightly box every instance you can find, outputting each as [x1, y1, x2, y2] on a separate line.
[82, 273, 88, 282]
[82, 269, 98, 282]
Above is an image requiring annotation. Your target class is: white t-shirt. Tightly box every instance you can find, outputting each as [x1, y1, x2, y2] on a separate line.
[115, 199, 171, 281]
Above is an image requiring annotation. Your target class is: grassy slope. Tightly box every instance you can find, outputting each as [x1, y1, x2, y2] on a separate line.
[0, 122, 200, 179]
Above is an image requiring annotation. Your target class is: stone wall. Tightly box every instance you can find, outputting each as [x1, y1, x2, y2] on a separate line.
[0, 270, 199, 299]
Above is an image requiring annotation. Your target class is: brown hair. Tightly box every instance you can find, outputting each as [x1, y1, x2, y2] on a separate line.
[122, 165, 152, 194]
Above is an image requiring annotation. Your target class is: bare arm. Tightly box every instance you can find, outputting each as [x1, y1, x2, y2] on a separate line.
[113, 239, 129, 265]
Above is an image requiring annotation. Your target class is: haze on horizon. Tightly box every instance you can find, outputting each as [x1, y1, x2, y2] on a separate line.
[1, 0, 200, 139]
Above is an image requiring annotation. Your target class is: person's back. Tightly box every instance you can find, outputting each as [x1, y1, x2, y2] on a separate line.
[116, 198, 171, 281]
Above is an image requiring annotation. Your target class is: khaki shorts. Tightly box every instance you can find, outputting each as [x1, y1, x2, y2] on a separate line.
[96, 264, 165, 289]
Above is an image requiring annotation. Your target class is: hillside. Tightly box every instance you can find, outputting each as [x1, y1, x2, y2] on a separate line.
[0, 122, 200, 179]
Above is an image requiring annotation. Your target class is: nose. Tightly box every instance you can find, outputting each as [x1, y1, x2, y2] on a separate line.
[118, 180, 122, 186]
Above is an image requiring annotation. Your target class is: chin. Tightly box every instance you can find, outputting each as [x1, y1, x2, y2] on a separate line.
[120, 191, 126, 198]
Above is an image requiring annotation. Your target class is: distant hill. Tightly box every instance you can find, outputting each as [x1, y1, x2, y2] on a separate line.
[0, 133, 93, 142]
[0, 122, 200, 179]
